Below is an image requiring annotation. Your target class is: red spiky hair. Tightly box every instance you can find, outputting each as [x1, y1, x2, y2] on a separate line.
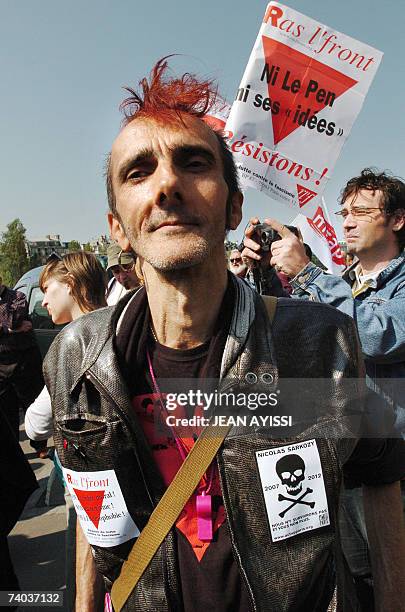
[106, 57, 240, 225]
[119, 56, 219, 125]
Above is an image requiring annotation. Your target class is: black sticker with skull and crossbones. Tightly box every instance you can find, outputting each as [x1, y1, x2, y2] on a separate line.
[256, 440, 330, 542]
[275, 454, 315, 517]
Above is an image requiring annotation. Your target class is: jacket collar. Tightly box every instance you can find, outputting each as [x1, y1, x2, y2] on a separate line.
[220, 275, 279, 392]
[68, 289, 141, 396]
[344, 250, 405, 288]
[77, 275, 279, 400]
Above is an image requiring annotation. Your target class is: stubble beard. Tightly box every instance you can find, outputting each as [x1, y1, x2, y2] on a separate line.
[123, 226, 224, 272]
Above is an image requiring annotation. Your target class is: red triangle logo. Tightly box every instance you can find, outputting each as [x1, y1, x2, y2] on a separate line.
[261, 37, 358, 145]
[297, 184, 317, 207]
[74, 488, 105, 529]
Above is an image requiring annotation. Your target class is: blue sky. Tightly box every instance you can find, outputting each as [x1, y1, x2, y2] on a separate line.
[1, 0, 403, 244]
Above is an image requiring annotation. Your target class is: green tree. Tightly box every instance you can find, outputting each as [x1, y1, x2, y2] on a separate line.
[82, 242, 93, 253]
[0, 219, 30, 286]
[68, 240, 81, 252]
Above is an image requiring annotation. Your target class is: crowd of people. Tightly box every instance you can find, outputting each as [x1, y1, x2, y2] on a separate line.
[1, 57, 404, 612]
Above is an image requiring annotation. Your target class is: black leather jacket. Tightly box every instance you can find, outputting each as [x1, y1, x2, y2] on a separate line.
[44, 277, 364, 611]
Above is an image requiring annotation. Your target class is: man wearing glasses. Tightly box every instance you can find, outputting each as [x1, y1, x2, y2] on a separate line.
[243, 168, 405, 416]
[243, 167, 405, 608]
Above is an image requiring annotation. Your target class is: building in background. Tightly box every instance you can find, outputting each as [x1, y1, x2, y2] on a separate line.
[25, 235, 69, 265]
[90, 235, 109, 255]
[25, 234, 112, 266]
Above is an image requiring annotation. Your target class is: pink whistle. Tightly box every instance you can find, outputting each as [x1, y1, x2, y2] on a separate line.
[196, 494, 213, 541]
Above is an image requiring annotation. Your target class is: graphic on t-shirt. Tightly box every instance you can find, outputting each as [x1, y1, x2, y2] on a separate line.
[133, 392, 226, 561]
[256, 439, 330, 542]
[63, 468, 140, 547]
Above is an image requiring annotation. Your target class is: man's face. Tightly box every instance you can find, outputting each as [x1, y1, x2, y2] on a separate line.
[229, 250, 246, 278]
[342, 189, 402, 258]
[110, 266, 139, 290]
[108, 116, 242, 272]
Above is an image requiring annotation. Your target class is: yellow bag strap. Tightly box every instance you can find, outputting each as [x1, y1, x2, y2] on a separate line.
[111, 295, 278, 611]
[262, 294, 278, 322]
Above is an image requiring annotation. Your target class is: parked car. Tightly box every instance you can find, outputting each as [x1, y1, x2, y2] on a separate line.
[14, 266, 64, 357]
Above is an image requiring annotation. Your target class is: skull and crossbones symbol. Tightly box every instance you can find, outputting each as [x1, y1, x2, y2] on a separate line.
[276, 454, 315, 517]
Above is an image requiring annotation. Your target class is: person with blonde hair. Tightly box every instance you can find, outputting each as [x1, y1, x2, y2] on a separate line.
[39, 251, 107, 322]
[26, 251, 107, 439]
[25, 251, 107, 611]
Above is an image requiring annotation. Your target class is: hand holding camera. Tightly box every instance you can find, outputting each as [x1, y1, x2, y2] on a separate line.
[242, 217, 310, 278]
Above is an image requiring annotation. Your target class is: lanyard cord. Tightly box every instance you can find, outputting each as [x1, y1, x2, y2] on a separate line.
[146, 345, 214, 494]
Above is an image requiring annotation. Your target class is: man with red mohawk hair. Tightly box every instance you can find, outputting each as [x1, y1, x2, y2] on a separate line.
[45, 58, 405, 611]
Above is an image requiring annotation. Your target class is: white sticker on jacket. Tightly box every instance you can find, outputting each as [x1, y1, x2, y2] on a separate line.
[256, 439, 330, 542]
[62, 468, 140, 547]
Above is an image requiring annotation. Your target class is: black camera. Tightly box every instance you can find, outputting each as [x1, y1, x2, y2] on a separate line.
[254, 223, 300, 252]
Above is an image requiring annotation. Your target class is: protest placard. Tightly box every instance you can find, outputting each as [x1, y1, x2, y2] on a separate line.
[225, 2, 383, 217]
[63, 468, 140, 547]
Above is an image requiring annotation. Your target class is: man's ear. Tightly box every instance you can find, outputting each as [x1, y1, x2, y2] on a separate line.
[392, 211, 405, 233]
[108, 212, 131, 251]
[228, 191, 244, 231]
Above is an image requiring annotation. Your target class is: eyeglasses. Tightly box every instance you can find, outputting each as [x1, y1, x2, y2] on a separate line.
[230, 258, 242, 264]
[335, 207, 383, 219]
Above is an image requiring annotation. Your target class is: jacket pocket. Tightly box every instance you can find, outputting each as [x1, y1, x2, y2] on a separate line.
[55, 416, 126, 471]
